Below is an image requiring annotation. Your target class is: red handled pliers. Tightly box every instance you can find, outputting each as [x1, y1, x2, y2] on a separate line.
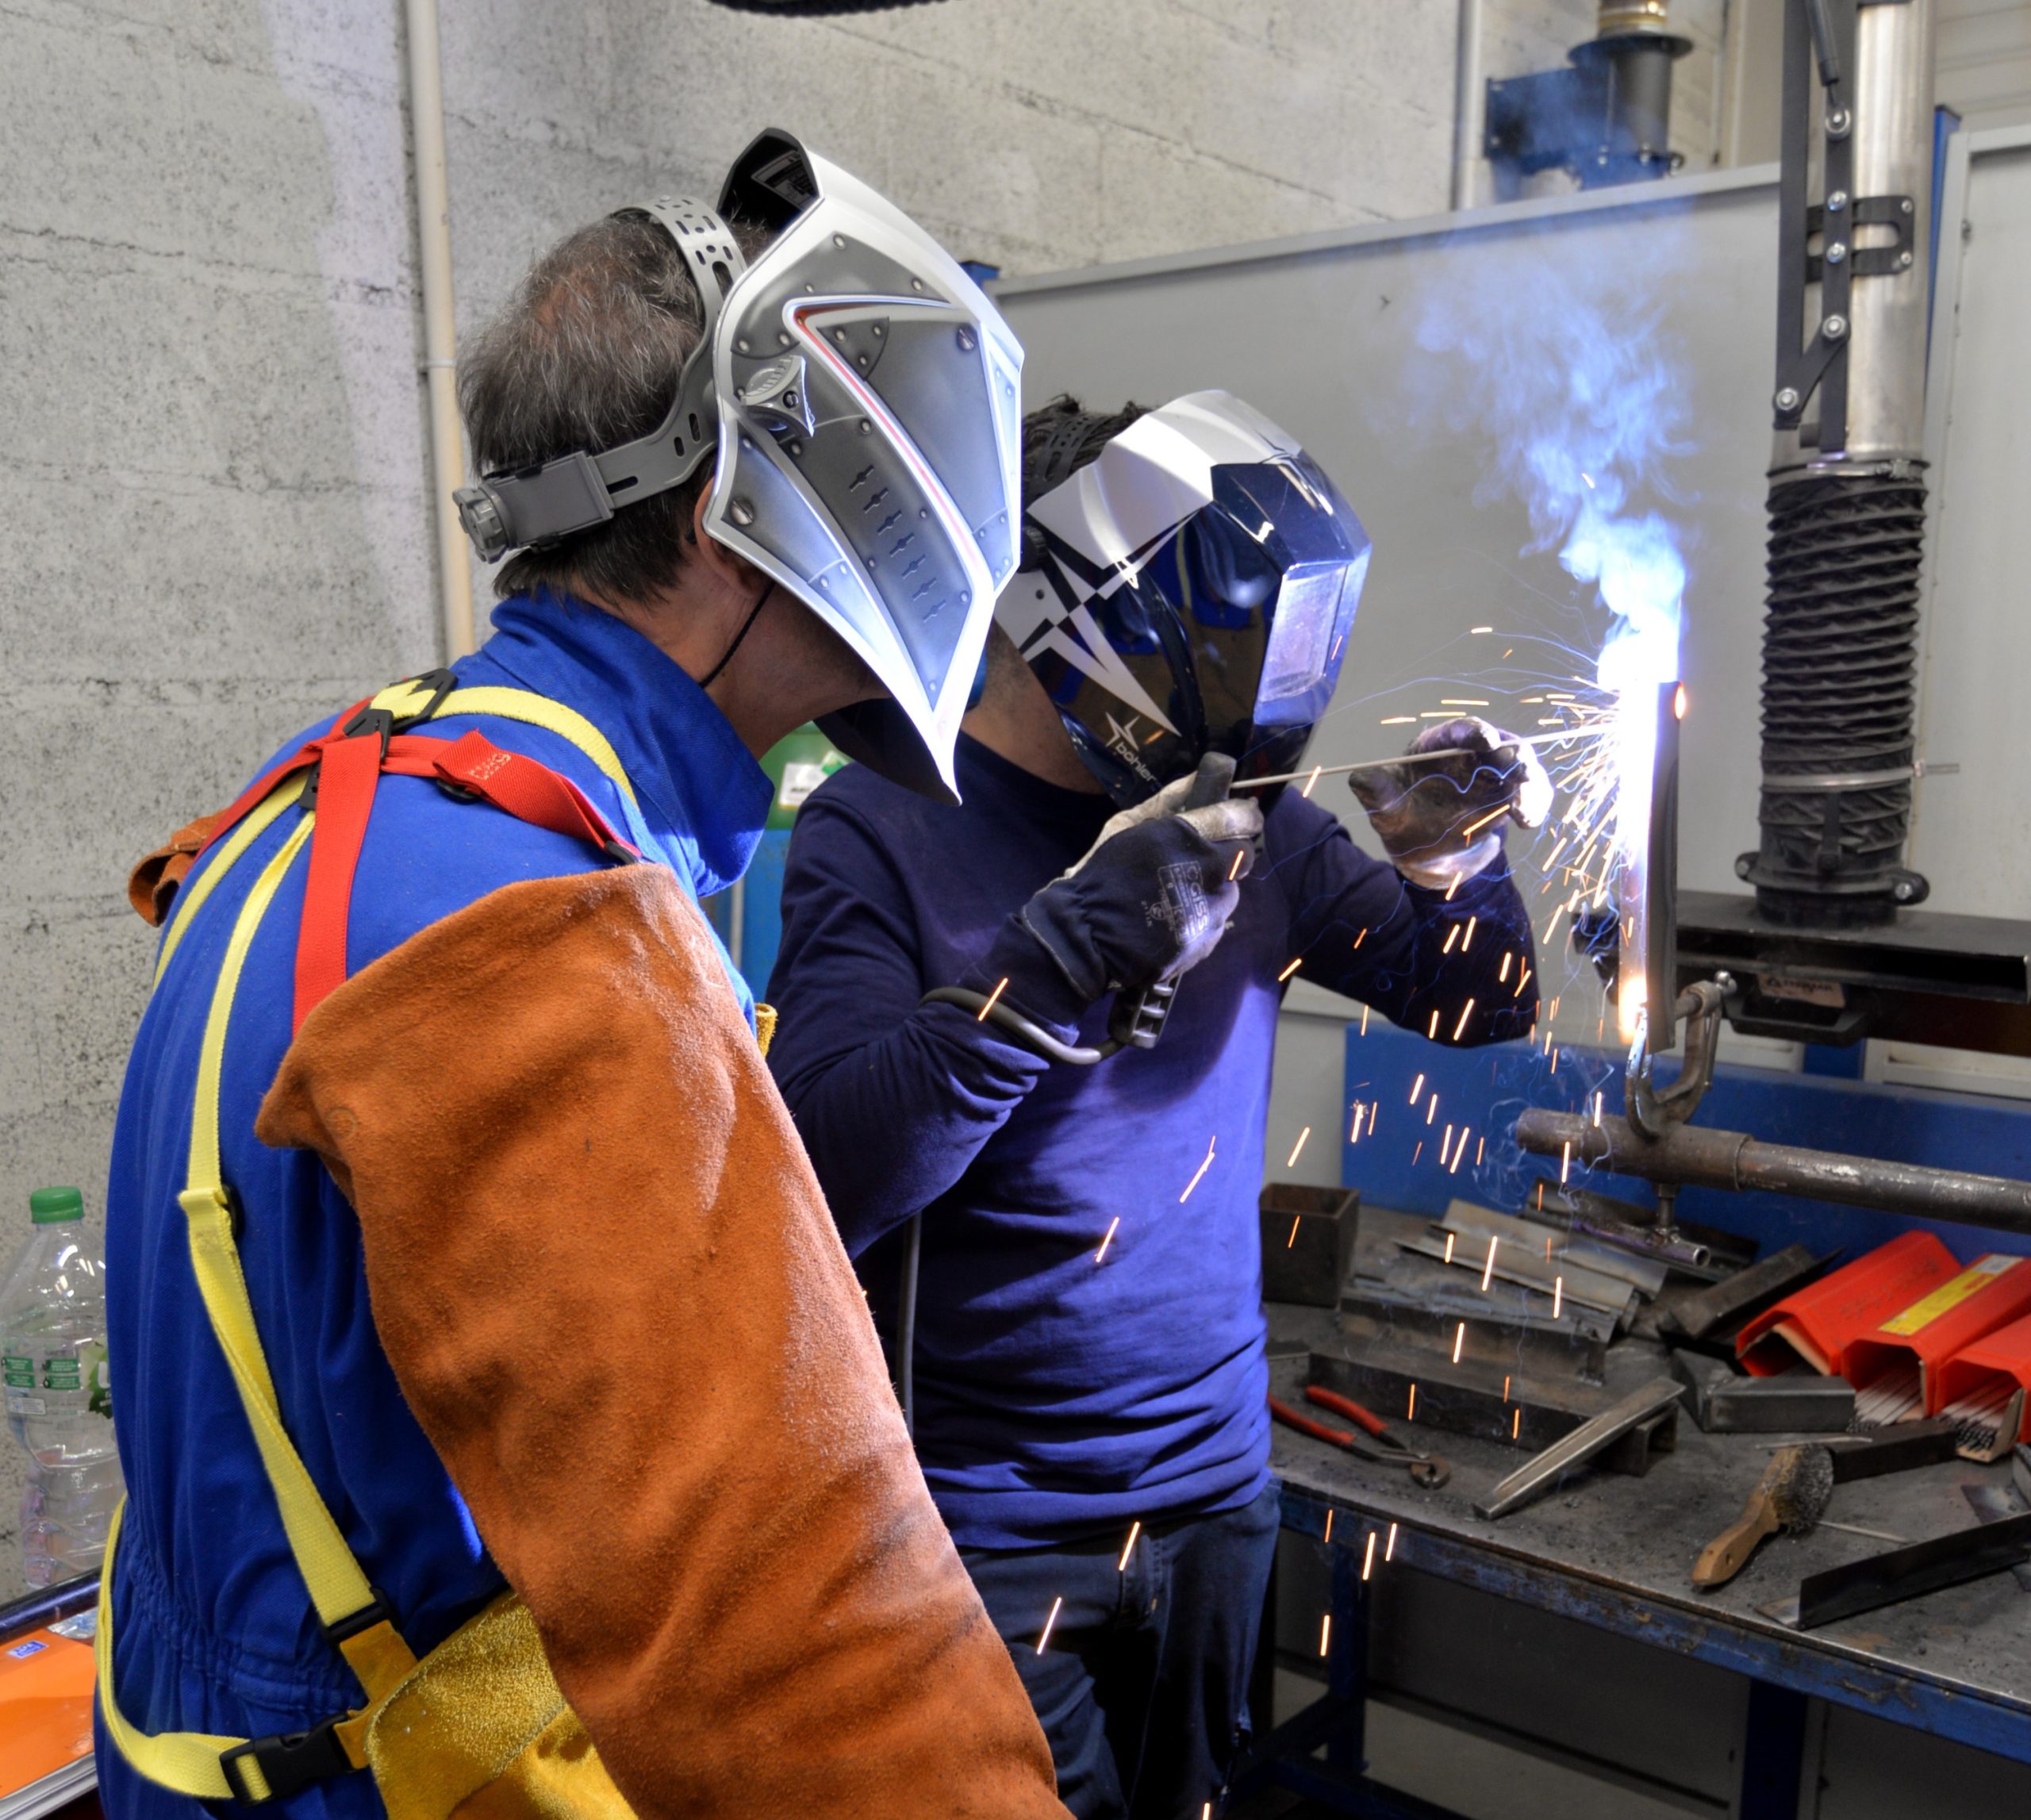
[1270, 1385, 1450, 1488]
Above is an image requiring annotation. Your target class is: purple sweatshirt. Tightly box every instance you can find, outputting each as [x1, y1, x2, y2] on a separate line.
[766, 735, 1537, 1548]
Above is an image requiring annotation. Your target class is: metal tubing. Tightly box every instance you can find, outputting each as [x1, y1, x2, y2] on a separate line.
[405, 0, 476, 662]
[1515, 1108, 2031, 1235]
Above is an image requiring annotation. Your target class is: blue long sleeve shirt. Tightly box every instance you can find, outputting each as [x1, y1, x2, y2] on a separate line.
[766, 735, 1538, 1549]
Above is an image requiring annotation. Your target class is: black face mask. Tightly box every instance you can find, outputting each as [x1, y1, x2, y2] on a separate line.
[1001, 400, 1371, 808]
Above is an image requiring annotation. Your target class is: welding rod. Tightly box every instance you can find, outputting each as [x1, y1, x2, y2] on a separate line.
[1231, 748, 1478, 792]
[1517, 1110, 2031, 1239]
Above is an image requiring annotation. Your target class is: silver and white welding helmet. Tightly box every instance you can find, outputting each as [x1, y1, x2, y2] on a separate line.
[998, 390, 1371, 807]
[453, 129, 1024, 803]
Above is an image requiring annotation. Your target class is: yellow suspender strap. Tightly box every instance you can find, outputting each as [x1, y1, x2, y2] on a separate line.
[367, 681, 638, 803]
[153, 775, 306, 985]
[106, 680, 643, 1801]
[101, 802, 416, 1803]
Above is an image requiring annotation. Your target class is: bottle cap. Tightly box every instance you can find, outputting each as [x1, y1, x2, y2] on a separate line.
[29, 1188, 83, 1226]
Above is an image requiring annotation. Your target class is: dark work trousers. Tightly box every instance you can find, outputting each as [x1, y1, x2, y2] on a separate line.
[960, 1481, 1281, 1820]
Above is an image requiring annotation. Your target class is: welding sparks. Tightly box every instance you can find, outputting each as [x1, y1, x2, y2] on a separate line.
[1503, 1375, 1511, 1400]
[1449, 1133, 1467, 1174]
[1514, 965, 1532, 998]
[1463, 915, 1477, 951]
[1428, 1009, 1441, 1039]
[1386, 1521, 1399, 1561]
[1561, 1139, 1572, 1184]
[1470, 624, 1494, 634]
[1409, 1073, 1426, 1104]
[1286, 1214, 1301, 1249]
[1228, 847, 1246, 881]
[1553, 1277, 1565, 1319]
[977, 977, 1009, 1022]
[1324, 1508, 1334, 1543]
[1513, 1407, 1522, 1440]
[1362, 1530, 1377, 1582]
[1443, 1231, 1457, 1264]
[1037, 1597, 1064, 1653]
[1452, 999, 1476, 1042]
[1350, 1104, 1365, 1143]
[1412, 1142, 1422, 1165]
[1287, 1125, 1312, 1168]
[1452, 1322, 1466, 1365]
[1442, 924, 1459, 954]
[1381, 715, 1416, 726]
[1592, 1091, 1603, 1128]
[1095, 1217, 1121, 1264]
[1301, 764, 1323, 798]
[1119, 1521, 1141, 1571]
[1426, 1096, 1438, 1127]
[1180, 1138, 1216, 1202]
[1319, 1614, 1332, 1657]
[1407, 1384, 1418, 1420]
[1499, 950, 1512, 982]
[1476, 1136, 1485, 1165]
[1354, 927, 1368, 950]
[1480, 1235, 1499, 1291]
[1277, 955, 1303, 983]
[1360, 1004, 1371, 1035]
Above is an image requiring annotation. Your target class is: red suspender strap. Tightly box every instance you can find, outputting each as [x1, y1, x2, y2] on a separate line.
[291, 728, 386, 1035]
[288, 727, 639, 1034]
[196, 698, 375, 862]
[423, 732, 639, 863]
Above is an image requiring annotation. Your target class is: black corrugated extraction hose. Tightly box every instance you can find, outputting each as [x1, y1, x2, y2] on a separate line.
[1741, 467, 1929, 925]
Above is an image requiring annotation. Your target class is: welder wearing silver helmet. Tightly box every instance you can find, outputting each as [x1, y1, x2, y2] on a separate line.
[101, 130, 1069, 1820]
[766, 390, 1548, 1819]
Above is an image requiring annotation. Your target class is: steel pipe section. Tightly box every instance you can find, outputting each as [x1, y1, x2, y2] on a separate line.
[1515, 1108, 2031, 1237]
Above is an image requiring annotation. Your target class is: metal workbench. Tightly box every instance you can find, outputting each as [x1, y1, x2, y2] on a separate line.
[1248, 1302, 2031, 1818]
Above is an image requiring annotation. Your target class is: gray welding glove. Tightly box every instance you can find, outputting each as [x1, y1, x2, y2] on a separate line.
[1017, 763, 1263, 1005]
[1350, 716, 1551, 891]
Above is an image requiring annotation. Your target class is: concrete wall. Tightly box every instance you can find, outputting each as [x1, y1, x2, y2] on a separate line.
[0, 0, 1466, 1573]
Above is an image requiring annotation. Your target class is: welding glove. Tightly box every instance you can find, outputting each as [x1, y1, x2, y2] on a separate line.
[1350, 716, 1551, 891]
[1017, 764, 1263, 1005]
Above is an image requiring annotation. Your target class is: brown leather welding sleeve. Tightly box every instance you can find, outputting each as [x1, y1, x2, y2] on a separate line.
[255, 865, 1065, 1820]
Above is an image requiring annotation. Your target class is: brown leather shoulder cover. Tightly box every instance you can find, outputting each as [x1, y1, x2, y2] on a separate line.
[128, 812, 232, 927]
[256, 865, 1064, 1820]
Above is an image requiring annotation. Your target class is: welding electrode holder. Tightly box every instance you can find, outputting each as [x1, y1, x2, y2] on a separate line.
[921, 754, 1242, 1068]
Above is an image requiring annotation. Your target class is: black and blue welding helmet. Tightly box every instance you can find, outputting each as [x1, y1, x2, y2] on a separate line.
[996, 390, 1371, 807]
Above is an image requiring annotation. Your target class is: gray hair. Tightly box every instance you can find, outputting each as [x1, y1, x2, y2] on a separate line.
[459, 210, 769, 605]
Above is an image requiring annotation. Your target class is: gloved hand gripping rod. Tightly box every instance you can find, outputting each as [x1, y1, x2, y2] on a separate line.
[923, 753, 1239, 1066]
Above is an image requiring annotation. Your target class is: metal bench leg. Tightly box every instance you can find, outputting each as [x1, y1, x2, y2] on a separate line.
[1739, 1680, 1809, 1820]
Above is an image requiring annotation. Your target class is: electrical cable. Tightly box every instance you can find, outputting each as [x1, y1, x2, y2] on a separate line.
[920, 985, 1121, 1066]
[896, 1211, 922, 1437]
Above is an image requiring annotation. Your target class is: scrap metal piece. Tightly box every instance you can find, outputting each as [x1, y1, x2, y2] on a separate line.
[1473, 1378, 1686, 1519]
[1825, 1415, 1959, 1480]
[1791, 1511, 2031, 1630]
[1670, 1349, 1856, 1433]
[1659, 1243, 1833, 1343]
[1960, 1482, 2031, 1592]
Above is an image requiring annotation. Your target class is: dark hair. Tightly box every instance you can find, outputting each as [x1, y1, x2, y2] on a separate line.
[459, 210, 770, 605]
[1020, 394, 1147, 516]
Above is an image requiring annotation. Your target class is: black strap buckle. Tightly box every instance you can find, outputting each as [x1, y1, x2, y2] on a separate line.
[337, 706, 396, 758]
[389, 668, 459, 728]
[220, 1717, 354, 1804]
[304, 708, 395, 812]
[321, 1588, 394, 1649]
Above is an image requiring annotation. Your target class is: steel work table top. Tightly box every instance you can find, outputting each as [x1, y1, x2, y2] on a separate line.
[1267, 1300, 2031, 1760]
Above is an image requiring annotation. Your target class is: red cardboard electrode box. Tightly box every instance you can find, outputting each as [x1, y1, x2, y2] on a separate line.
[1737, 1231, 1958, 1378]
[1936, 1312, 2031, 1443]
[1843, 1252, 2031, 1411]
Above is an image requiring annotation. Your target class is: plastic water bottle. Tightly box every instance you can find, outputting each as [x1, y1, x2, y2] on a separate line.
[0, 1189, 121, 1588]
